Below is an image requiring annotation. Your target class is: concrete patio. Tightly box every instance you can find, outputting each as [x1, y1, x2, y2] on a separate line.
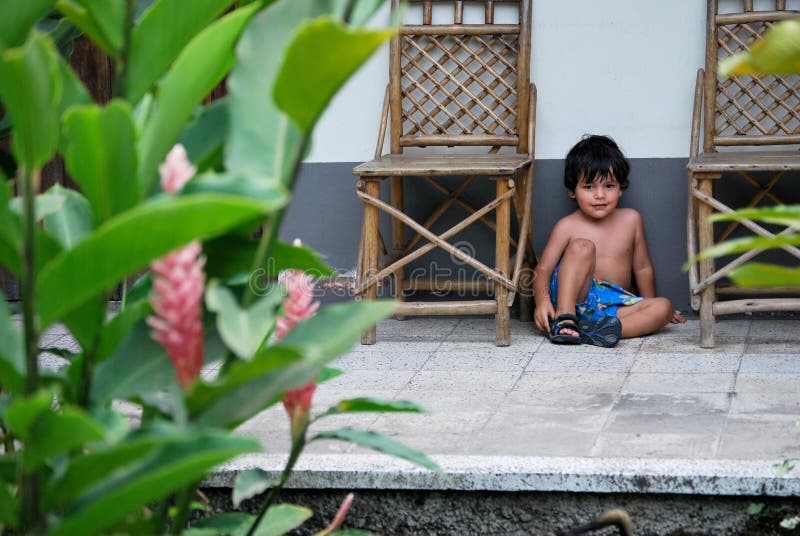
[226, 317, 800, 463]
[37, 315, 800, 533]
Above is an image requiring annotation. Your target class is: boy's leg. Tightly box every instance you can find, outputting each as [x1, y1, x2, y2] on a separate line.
[615, 297, 674, 338]
[553, 238, 595, 336]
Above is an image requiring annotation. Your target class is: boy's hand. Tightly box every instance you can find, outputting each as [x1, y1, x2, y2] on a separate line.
[534, 301, 555, 333]
[671, 310, 687, 324]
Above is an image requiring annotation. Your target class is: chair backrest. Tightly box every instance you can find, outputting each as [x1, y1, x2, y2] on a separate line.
[703, 0, 800, 150]
[389, 0, 531, 153]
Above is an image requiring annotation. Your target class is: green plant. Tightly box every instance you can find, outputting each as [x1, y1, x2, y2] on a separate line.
[0, 0, 440, 534]
[695, 19, 800, 287]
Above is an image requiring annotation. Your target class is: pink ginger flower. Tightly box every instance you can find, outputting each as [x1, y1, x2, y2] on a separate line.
[158, 144, 196, 194]
[273, 270, 320, 342]
[275, 270, 320, 420]
[147, 144, 205, 389]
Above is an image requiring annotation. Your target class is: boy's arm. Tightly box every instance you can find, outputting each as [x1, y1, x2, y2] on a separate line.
[631, 211, 657, 298]
[533, 219, 572, 330]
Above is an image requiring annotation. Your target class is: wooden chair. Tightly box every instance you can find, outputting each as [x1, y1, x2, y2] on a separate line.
[353, 0, 536, 346]
[687, 0, 800, 347]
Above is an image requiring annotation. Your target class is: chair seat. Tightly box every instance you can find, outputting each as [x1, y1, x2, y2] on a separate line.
[688, 150, 800, 172]
[353, 154, 531, 177]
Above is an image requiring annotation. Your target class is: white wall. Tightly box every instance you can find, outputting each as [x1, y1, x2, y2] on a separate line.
[306, 0, 784, 162]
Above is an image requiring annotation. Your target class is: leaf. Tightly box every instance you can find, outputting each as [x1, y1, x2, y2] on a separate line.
[205, 238, 335, 281]
[225, 0, 306, 183]
[55, 50, 91, 117]
[280, 301, 395, 361]
[8, 188, 65, 220]
[91, 311, 226, 405]
[774, 458, 795, 478]
[42, 185, 93, 249]
[311, 428, 441, 473]
[747, 503, 765, 515]
[91, 406, 130, 444]
[205, 282, 283, 360]
[55, 0, 125, 57]
[782, 515, 800, 530]
[694, 233, 800, 261]
[0, 31, 61, 170]
[182, 171, 289, 204]
[62, 100, 140, 223]
[0, 453, 16, 483]
[0, 290, 25, 395]
[91, 322, 174, 406]
[37, 193, 281, 327]
[709, 205, 800, 227]
[0, 0, 56, 48]
[46, 428, 261, 536]
[348, 0, 385, 26]
[0, 177, 22, 275]
[96, 299, 151, 361]
[252, 504, 313, 536]
[187, 345, 303, 428]
[316, 398, 425, 420]
[188, 512, 254, 536]
[274, 16, 392, 132]
[729, 262, 800, 288]
[78, 0, 126, 54]
[317, 366, 343, 384]
[190, 302, 394, 427]
[60, 294, 105, 352]
[138, 3, 260, 195]
[232, 468, 273, 508]
[719, 19, 800, 76]
[179, 98, 229, 172]
[4, 390, 53, 439]
[0, 482, 15, 528]
[126, 0, 239, 104]
[23, 406, 105, 470]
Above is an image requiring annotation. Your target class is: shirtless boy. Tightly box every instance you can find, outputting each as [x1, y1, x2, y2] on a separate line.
[533, 135, 685, 347]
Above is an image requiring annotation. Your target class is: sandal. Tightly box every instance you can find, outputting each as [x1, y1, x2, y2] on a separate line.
[578, 315, 622, 347]
[547, 314, 582, 344]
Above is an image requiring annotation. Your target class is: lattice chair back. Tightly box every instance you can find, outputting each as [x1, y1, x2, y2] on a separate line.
[705, 0, 800, 150]
[389, 0, 531, 153]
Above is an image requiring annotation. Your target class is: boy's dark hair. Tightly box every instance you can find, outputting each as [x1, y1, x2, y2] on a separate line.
[564, 134, 630, 192]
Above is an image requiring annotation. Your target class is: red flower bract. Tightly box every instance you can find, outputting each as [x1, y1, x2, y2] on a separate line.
[275, 270, 320, 419]
[147, 144, 205, 389]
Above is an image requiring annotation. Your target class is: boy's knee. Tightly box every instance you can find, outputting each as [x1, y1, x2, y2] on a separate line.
[566, 238, 596, 258]
[653, 297, 673, 323]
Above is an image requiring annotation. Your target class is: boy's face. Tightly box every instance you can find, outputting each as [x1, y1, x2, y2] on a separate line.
[569, 172, 622, 220]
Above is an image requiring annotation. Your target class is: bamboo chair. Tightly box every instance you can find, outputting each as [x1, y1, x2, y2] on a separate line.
[687, 0, 800, 347]
[353, 0, 536, 346]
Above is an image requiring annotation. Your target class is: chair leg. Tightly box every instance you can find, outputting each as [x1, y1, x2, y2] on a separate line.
[360, 179, 381, 345]
[495, 177, 511, 346]
[696, 175, 716, 348]
[518, 258, 533, 322]
[390, 176, 407, 319]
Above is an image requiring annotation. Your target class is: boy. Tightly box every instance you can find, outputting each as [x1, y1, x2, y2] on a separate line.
[533, 135, 685, 347]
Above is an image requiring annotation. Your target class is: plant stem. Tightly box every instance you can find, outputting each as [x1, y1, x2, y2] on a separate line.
[113, 0, 137, 98]
[19, 166, 42, 531]
[1, 426, 14, 454]
[20, 167, 40, 394]
[245, 421, 307, 536]
[78, 295, 106, 408]
[170, 484, 197, 535]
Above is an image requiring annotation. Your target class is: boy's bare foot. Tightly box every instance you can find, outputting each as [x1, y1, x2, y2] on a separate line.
[547, 314, 582, 344]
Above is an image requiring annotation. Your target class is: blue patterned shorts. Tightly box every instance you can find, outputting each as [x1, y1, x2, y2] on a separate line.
[550, 265, 643, 322]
